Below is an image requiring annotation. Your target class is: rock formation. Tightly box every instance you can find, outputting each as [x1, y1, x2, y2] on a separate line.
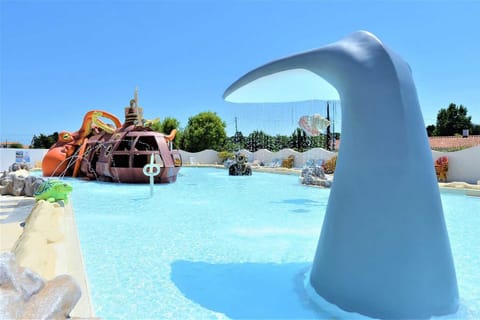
[0, 165, 44, 196]
[0, 252, 81, 319]
[300, 165, 332, 188]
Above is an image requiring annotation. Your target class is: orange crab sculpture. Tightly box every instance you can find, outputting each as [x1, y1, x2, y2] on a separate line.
[42, 92, 182, 183]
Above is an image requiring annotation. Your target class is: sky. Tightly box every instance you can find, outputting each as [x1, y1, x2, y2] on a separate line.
[1, 0, 479, 146]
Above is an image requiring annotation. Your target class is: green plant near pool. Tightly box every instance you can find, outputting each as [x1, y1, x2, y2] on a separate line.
[217, 151, 235, 163]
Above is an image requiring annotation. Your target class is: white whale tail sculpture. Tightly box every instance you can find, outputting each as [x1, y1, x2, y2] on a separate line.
[223, 31, 458, 319]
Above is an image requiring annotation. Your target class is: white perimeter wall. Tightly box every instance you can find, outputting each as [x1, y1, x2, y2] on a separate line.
[2, 147, 478, 184]
[181, 147, 480, 184]
[178, 148, 337, 167]
[0, 148, 48, 171]
[432, 146, 480, 184]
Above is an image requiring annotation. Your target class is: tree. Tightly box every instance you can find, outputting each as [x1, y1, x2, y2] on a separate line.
[426, 124, 436, 137]
[472, 124, 480, 135]
[244, 130, 279, 152]
[272, 134, 290, 151]
[161, 117, 180, 136]
[309, 134, 326, 148]
[224, 131, 245, 152]
[30, 133, 58, 148]
[233, 131, 245, 150]
[161, 117, 181, 146]
[181, 111, 227, 152]
[434, 103, 473, 136]
[290, 128, 310, 152]
[145, 118, 163, 132]
[4, 142, 23, 148]
[245, 131, 259, 152]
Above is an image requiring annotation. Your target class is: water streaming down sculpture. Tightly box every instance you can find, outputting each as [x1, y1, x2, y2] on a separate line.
[223, 31, 458, 319]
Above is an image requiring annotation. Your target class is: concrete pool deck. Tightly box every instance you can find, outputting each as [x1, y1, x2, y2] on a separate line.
[0, 168, 478, 317]
[439, 181, 480, 196]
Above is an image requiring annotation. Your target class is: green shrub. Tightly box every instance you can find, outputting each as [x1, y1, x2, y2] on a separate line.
[218, 151, 235, 163]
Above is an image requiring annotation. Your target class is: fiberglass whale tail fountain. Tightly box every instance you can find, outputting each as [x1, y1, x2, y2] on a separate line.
[223, 30, 458, 319]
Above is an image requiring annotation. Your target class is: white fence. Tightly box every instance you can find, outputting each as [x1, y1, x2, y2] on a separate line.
[2, 147, 479, 184]
[432, 146, 480, 184]
[181, 147, 480, 184]
[178, 148, 337, 168]
[0, 148, 47, 171]
[179, 149, 220, 165]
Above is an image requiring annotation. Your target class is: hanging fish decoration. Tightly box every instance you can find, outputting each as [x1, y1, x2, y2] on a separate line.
[298, 114, 330, 136]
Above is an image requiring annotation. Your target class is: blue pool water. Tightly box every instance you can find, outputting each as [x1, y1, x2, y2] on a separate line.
[69, 167, 480, 319]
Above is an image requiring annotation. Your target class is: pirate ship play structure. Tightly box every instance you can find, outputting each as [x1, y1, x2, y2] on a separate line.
[42, 89, 182, 183]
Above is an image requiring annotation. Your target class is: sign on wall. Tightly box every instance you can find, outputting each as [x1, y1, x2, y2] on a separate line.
[15, 151, 31, 164]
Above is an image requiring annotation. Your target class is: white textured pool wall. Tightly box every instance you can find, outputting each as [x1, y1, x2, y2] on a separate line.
[0, 148, 48, 171]
[178, 147, 480, 183]
[433, 146, 480, 184]
[222, 31, 460, 319]
[179, 148, 337, 168]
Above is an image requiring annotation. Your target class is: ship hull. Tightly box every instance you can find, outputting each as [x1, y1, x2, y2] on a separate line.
[79, 127, 182, 183]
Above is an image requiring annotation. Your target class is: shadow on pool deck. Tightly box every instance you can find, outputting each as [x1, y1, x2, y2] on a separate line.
[171, 260, 331, 319]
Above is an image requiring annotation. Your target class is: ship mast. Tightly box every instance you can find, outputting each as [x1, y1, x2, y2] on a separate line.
[134, 86, 139, 106]
[124, 87, 144, 126]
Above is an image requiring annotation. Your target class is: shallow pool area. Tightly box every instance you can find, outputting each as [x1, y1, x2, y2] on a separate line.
[70, 167, 479, 319]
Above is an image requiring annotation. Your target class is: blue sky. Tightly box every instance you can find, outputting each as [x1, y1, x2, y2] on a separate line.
[1, 0, 479, 145]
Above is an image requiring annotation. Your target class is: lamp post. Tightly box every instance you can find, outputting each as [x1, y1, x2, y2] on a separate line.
[325, 101, 331, 151]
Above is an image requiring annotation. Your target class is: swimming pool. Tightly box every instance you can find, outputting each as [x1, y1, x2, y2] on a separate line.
[70, 167, 479, 319]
